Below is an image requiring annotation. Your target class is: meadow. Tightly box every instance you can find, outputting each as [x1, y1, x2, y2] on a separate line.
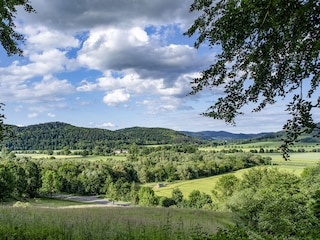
[153, 151, 320, 198]
[15, 153, 127, 161]
[0, 200, 232, 240]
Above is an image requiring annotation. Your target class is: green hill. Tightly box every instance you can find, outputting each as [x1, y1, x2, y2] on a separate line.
[1, 122, 198, 150]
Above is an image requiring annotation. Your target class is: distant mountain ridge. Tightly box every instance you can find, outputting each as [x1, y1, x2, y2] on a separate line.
[180, 130, 271, 140]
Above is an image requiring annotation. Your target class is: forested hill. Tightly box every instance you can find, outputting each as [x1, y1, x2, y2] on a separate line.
[181, 130, 270, 140]
[1, 122, 199, 150]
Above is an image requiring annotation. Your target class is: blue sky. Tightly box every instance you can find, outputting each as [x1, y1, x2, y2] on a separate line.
[1, 0, 318, 133]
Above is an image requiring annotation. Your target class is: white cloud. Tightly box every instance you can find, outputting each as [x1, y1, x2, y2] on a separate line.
[28, 112, 39, 118]
[11, 76, 74, 103]
[98, 122, 116, 128]
[21, 25, 80, 52]
[103, 89, 131, 106]
[48, 113, 56, 118]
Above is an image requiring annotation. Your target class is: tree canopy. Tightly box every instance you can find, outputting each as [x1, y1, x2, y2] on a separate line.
[185, 0, 320, 157]
[0, 0, 35, 56]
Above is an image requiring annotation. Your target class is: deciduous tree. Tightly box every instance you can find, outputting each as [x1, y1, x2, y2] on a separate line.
[185, 0, 320, 158]
[0, 0, 35, 56]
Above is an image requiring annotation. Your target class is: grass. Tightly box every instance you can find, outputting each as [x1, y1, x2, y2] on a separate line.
[264, 152, 320, 175]
[154, 151, 320, 198]
[0, 205, 233, 240]
[15, 153, 127, 161]
[153, 169, 251, 199]
[201, 141, 319, 152]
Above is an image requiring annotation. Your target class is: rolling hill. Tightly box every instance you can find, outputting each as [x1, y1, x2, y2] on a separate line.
[1, 121, 318, 151]
[1, 122, 199, 150]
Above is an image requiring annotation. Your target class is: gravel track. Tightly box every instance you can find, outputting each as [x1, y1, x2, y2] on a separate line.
[51, 194, 130, 207]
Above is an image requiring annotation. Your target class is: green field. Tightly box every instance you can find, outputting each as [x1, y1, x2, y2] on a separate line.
[0, 202, 232, 240]
[153, 169, 250, 199]
[15, 153, 127, 161]
[154, 151, 320, 198]
[201, 141, 319, 152]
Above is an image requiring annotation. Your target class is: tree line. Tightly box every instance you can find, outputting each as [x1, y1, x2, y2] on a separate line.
[1, 122, 201, 151]
[0, 149, 269, 202]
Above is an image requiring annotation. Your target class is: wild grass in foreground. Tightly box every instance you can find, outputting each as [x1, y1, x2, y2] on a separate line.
[0, 205, 232, 240]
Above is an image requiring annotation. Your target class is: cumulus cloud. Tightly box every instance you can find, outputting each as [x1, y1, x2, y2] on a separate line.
[2, 0, 209, 116]
[98, 122, 116, 128]
[77, 27, 202, 77]
[103, 89, 131, 106]
[21, 25, 80, 52]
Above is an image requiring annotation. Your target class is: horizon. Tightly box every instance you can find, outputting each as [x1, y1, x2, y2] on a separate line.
[7, 120, 277, 135]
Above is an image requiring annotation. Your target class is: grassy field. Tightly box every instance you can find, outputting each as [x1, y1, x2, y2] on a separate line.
[154, 151, 320, 198]
[15, 153, 127, 161]
[0, 200, 233, 240]
[153, 169, 250, 199]
[201, 141, 319, 152]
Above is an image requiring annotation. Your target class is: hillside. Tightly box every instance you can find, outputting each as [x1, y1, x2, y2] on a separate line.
[115, 127, 194, 145]
[181, 130, 270, 140]
[182, 123, 320, 143]
[1, 122, 199, 150]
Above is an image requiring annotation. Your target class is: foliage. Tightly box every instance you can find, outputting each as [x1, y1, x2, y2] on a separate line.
[212, 174, 239, 202]
[138, 186, 158, 206]
[0, 164, 15, 199]
[188, 190, 213, 209]
[185, 0, 320, 157]
[171, 187, 184, 206]
[0, 0, 35, 56]
[0, 104, 6, 141]
[226, 168, 319, 238]
[40, 170, 61, 196]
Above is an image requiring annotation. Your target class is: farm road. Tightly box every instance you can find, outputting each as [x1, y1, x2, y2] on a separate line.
[51, 194, 130, 207]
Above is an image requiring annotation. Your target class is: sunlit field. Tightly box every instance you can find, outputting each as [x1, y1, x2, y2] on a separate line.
[15, 153, 127, 161]
[152, 169, 246, 198]
[153, 152, 320, 198]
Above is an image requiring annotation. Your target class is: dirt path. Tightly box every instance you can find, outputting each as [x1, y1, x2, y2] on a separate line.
[51, 194, 130, 207]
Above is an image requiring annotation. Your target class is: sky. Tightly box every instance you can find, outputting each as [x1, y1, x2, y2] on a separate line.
[0, 0, 318, 134]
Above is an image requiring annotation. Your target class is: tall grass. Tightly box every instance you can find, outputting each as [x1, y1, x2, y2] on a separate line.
[0, 205, 232, 240]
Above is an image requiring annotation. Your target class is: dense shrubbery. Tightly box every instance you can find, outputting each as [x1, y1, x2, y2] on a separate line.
[210, 166, 320, 239]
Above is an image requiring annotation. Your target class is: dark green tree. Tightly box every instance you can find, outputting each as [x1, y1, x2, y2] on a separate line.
[185, 0, 320, 158]
[6, 161, 27, 197]
[24, 161, 41, 197]
[172, 187, 184, 206]
[0, 163, 15, 199]
[188, 190, 212, 209]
